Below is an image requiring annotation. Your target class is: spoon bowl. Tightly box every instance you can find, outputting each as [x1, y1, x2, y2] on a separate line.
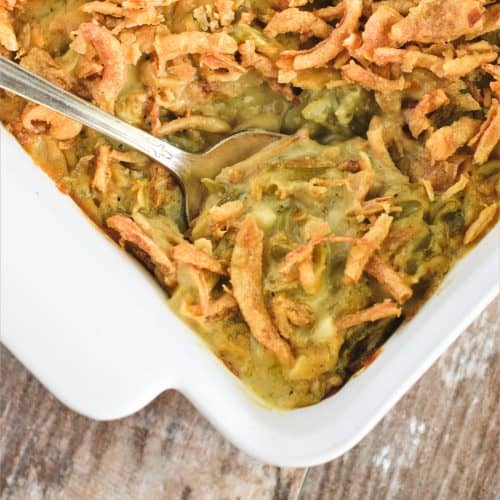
[0, 56, 284, 223]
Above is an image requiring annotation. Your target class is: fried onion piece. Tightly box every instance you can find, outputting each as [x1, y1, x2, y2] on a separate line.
[464, 204, 498, 245]
[483, 64, 500, 97]
[406, 89, 450, 138]
[365, 254, 413, 303]
[239, 40, 277, 78]
[469, 100, 500, 165]
[441, 174, 469, 202]
[199, 53, 246, 82]
[107, 214, 176, 286]
[344, 213, 393, 285]
[366, 116, 398, 172]
[390, 0, 483, 45]
[281, 235, 371, 275]
[155, 31, 237, 67]
[373, 48, 496, 80]
[173, 241, 227, 275]
[209, 200, 245, 227]
[77, 23, 126, 113]
[466, 3, 500, 40]
[341, 61, 405, 93]
[314, 3, 344, 22]
[21, 105, 83, 140]
[231, 217, 294, 366]
[154, 115, 231, 137]
[278, 0, 363, 70]
[0, 6, 17, 51]
[426, 116, 480, 162]
[336, 300, 401, 331]
[91, 144, 111, 193]
[185, 265, 210, 317]
[264, 8, 332, 39]
[189, 291, 238, 321]
[362, 5, 402, 53]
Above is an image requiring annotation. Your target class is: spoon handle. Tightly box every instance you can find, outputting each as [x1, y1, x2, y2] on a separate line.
[0, 56, 190, 173]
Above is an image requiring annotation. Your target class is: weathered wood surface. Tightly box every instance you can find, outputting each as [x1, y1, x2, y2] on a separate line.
[0, 299, 498, 500]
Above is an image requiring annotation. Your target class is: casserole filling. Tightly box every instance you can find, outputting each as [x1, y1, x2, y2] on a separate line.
[1, 0, 498, 407]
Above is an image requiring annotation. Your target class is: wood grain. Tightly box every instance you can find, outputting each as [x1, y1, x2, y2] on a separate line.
[0, 299, 498, 500]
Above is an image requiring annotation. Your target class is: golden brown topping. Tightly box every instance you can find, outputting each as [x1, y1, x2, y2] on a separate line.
[91, 144, 111, 193]
[107, 214, 176, 286]
[77, 23, 126, 113]
[264, 8, 332, 39]
[231, 217, 294, 366]
[426, 117, 480, 162]
[21, 105, 83, 140]
[186, 265, 210, 317]
[390, 0, 483, 44]
[239, 41, 277, 78]
[173, 241, 227, 275]
[406, 89, 450, 138]
[464, 204, 498, 245]
[341, 61, 406, 93]
[345, 213, 393, 284]
[314, 4, 345, 22]
[155, 31, 237, 67]
[0, 6, 17, 51]
[365, 254, 413, 303]
[189, 292, 238, 321]
[278, 0, 363, 70]
[362, 5, 402, 53]
[441, 174, 469, 202]
[336, 300, 401, 331]
[281, 235, 372, 275]
[469, 99, 500, 165]
[209, 200, 245, 226]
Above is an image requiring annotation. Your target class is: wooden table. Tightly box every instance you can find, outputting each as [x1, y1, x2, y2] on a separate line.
[1, 299, 498, 500]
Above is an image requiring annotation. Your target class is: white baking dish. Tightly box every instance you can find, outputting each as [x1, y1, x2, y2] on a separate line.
[1, 126, 498, 466]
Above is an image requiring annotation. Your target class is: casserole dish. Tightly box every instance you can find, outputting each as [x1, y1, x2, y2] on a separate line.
[2, 125, 498, 466]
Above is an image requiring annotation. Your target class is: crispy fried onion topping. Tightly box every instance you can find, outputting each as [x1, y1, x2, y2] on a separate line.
[365, 254, 413, 303]
[230, 216, 294, 366]
[188, 290, 238, 321]
[239, 40, 277, 78]
[345, 213, 393, 284]
[155, 31, 237, 68]
[362, 5, 402, 53]
[107, 214, 177, 286]
[278, 0, 363, 70]
[426, 116, 479, 162]
[390, 0, 484, 44]
[469, 99, 500, 165]
[21, 105, 83, 140]
[0, 6, 17, 51]
[406, 89, 450, 138]
[341, 61, 406, 93]
[264, 8, 332, 39]
[336, 300, 401, 331]
[77, 23, 126, 113]
[173, 241, 227, 275]
[464, 204, 498, 245]
[91, 144, 111, 193]
[280, 234, 372, 275]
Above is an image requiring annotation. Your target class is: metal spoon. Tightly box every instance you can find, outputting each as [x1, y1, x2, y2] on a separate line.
[0, 56, 284, 222]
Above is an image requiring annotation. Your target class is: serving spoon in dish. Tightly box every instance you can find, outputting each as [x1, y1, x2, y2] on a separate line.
[0, 56, 284, 223]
